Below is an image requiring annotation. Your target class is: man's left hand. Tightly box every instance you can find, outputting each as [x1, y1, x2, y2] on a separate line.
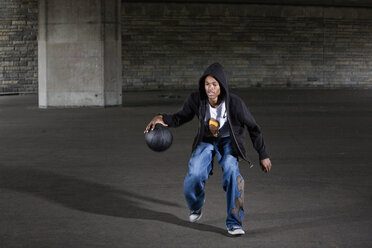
[260, 158, 272, 173]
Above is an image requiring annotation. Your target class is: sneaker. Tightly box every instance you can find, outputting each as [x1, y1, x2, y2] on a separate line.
[227, 227, 245, 236]
[189, 208, 202, 223]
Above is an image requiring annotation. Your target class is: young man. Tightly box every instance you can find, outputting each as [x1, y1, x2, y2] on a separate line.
[144, 62, 272, 236]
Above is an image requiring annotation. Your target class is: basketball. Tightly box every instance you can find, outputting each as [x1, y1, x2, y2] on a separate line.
[145, 124, 173, 152]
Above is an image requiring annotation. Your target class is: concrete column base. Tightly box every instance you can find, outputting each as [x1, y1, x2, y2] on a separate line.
[38, 0, 122, 108]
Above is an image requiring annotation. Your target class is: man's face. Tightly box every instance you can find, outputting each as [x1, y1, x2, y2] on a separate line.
[204, 76, 221, 101]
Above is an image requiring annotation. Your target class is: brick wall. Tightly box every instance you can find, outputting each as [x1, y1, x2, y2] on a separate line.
[122, 3, 372, 89]
[1, 2, 372, 93]
[0, 0, 38, 94]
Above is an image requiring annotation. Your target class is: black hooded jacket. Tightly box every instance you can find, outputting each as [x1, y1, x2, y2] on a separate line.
[162, 63, 269, 164]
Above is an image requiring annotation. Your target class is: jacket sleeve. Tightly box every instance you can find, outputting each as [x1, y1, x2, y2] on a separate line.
[238, 100, 269, 160]
[161, 93, 198, 127]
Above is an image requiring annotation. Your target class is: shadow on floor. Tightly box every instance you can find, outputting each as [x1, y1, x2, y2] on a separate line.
[2, 165, 368, 239]
[0, 165, 227, 236]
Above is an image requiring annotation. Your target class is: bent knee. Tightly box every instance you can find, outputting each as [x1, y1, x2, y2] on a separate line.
[221, 155, 239, 173]
[186, 170, 207, 182]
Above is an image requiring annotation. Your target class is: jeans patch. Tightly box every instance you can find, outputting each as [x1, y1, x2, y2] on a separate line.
[231, 175, 244, 223]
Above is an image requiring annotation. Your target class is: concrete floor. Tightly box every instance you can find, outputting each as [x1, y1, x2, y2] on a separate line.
[0, 89, 371, 248]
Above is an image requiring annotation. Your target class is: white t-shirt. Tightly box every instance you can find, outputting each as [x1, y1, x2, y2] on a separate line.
[205, 101, 230, 138]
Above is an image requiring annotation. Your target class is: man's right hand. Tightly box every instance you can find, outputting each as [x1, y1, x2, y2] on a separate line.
[144, 115, 168, 133]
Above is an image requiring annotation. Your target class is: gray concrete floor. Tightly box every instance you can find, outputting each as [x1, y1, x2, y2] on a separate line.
[0, 89, 371, 248]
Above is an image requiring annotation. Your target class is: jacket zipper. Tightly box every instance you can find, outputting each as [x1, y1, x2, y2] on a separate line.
[225, 97, 254, 168]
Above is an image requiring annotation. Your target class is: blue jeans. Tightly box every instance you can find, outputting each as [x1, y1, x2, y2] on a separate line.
[184, 137, 244, 229]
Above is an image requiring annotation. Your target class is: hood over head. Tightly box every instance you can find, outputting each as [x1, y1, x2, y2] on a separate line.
[199, 62, 229, 101]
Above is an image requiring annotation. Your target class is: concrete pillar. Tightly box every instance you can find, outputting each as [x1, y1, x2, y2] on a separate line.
[38, 0, 122, 108]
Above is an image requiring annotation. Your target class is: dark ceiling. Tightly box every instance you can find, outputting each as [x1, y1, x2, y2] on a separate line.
[123, 0, 372, 8]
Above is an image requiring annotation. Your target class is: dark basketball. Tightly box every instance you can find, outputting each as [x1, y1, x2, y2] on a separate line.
[145, 124, 173, 152]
